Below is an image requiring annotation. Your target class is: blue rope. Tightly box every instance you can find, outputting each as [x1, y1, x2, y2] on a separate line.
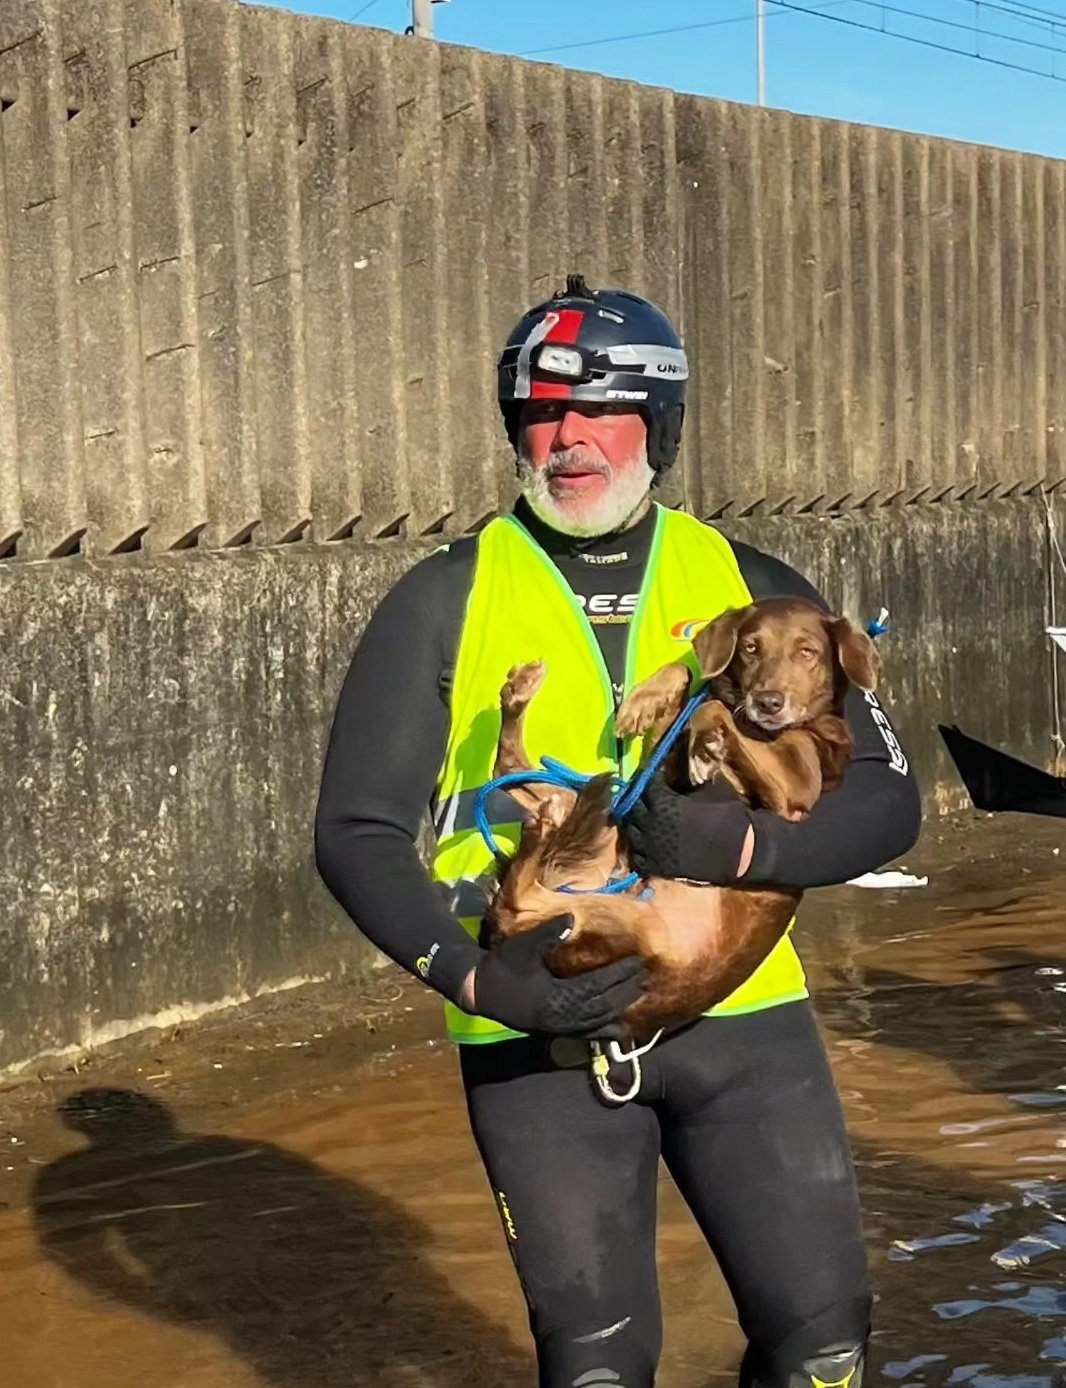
[608, 686, 710, 821]
[472, 765, 640, 893]
[561, 873, 640, 897]
[472, 682, 710, 895]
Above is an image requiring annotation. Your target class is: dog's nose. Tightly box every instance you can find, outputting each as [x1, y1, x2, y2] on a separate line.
[753, 690, 785, 717]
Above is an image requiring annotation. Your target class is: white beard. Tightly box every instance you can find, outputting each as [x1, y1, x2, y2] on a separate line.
[516, 443, 655, 538]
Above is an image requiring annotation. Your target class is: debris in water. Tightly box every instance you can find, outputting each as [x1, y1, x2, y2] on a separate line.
[847, 870, 929, 889]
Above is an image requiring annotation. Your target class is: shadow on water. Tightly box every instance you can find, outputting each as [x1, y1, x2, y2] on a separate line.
[30, 1087, 530, 1388]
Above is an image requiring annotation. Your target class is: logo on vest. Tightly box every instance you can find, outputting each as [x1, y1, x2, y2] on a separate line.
[670, 618, 708, 641]
[576, 592, 639, 625]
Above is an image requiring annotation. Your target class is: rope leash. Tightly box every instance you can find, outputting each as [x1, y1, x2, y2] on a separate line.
[471, 685, 708, 1103]
[472, 683, 711, 871]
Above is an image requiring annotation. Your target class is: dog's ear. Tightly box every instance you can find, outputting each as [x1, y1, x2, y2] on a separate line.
[826, 616, 879, 693]
[692, 606, 751, 678]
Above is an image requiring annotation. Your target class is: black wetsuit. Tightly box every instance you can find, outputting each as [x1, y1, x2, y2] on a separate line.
[315, 500, 922, 1387]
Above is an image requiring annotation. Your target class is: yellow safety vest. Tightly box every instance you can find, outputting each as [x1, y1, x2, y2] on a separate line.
[432, 504, 808, 1043]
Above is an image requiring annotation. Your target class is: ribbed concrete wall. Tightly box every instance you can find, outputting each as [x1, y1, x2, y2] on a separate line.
[1, 0, 1065, 559]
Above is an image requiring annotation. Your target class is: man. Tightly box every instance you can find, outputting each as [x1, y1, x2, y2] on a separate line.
[315, 276, 922, 1388]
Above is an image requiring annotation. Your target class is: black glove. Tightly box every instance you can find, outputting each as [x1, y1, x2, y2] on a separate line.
[473, 914, 647, 1040]
[625, 775, 752, 884]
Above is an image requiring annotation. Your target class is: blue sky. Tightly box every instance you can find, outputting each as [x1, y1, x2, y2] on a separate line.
[254, 0, 1066, 160]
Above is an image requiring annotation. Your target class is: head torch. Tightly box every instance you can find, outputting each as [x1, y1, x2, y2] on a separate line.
[531, 341, 596, 383]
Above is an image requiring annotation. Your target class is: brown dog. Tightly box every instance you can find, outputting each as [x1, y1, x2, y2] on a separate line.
[485, 598, 878, 1047]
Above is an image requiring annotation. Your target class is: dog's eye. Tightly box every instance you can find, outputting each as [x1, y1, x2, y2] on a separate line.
[741, 639, 758, 656]
[796, 646, 818, 661]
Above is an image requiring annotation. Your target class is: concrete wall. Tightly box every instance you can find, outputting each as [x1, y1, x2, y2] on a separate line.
[1, 0, 1065, 560]
[1, 539, 419, 1069]
[3, 496, 1061, 1071]
[2, 0, 1065, 1068]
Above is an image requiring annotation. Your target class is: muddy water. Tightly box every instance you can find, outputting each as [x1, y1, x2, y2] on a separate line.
[0, 815, 1063, 1388]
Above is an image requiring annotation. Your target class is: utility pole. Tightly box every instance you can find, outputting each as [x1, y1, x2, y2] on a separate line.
[756, 0, 766, 106]
[412, 0, 433, 38]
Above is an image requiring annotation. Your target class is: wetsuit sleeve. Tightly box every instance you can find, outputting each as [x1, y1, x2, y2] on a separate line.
[314, 545, 483, 1005]
[728, 540, 923, 889]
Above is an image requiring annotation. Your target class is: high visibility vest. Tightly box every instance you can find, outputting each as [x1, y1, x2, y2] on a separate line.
[431, 505, 808, 1043]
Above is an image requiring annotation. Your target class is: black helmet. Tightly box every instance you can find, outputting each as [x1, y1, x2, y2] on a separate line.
[497, 274, 688, 476]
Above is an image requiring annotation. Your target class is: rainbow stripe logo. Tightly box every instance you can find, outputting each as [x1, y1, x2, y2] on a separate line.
[669, 618, 707, 641]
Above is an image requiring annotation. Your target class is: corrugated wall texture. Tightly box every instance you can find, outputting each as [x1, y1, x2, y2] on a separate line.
[1, 0, 1065, 559]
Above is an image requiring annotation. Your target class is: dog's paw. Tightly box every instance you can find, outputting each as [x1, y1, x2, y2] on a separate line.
[616, 689, 661, 738]
[501, 660, 546, 712]
[687, 728, 726, 786]
[617, 665, 691, 738]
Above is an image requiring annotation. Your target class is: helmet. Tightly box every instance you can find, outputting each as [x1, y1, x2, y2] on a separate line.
[496, 274, 688, 476]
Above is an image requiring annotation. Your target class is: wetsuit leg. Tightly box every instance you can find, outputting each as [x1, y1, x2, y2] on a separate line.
[652, 1002, 870, 1388]
[460, 1037, 663, 1388]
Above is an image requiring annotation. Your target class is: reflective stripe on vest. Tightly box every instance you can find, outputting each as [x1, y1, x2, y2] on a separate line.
[432, 505, 808, 1044]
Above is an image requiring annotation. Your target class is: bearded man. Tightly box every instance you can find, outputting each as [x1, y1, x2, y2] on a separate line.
[316, 275, 921, 1388]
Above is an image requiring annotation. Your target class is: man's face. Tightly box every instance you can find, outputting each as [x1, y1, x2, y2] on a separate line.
[515, 402, 654, 538]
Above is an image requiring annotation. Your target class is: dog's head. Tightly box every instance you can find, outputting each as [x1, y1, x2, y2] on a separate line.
[692, 597, 878, 733]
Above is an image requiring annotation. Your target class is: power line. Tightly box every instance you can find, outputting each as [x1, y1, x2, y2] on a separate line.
[350, 0, 385, 22]
[836, 0, 1066, 59]
[983, 0, 1066, 27]
[767, 0, 1066, 80]
[517, 0, 854, 59]
[517, 0, 1066, 84]
[519, 0, 1066, 70]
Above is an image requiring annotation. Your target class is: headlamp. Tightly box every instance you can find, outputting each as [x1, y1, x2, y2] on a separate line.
[535, 344, 585, 379]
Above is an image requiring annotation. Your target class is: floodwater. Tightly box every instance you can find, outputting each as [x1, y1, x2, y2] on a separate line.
[0, 813, 1063, 1388]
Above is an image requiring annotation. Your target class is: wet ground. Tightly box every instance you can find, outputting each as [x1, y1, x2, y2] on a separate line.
[0, 811, 1063, 1388]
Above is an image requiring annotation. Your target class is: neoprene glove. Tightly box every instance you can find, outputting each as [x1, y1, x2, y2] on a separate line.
[473, 914, 648, 1040]
[626, 775, 752, 885]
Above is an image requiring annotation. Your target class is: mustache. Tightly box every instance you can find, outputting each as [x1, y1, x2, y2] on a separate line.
[544, 449, 611, 480]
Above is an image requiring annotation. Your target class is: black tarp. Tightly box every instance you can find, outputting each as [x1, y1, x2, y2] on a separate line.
[939, 723, 1066, 819]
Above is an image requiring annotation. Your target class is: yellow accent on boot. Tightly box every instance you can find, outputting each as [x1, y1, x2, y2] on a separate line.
[804, 1343, 863, 1388]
